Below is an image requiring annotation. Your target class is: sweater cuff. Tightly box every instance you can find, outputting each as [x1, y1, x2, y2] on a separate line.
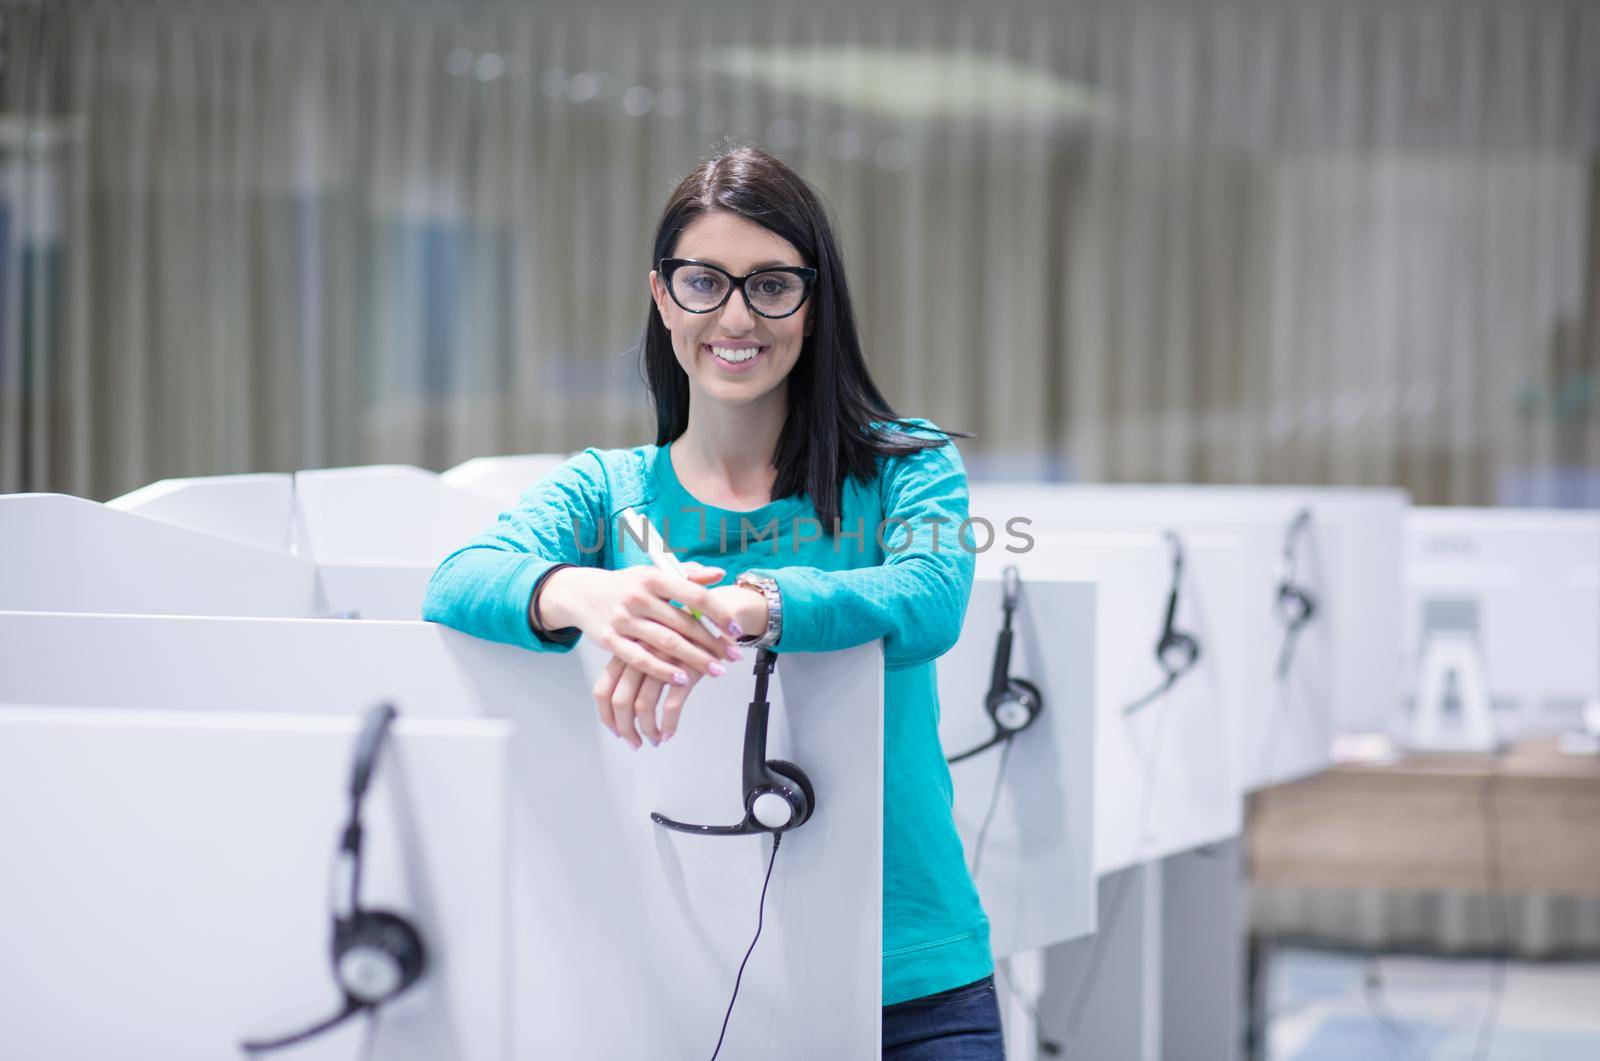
[504, 555, 581, 653]
[529, 562, 581, 647]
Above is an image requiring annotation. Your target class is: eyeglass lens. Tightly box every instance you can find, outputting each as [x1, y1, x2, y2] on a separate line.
[669, 264, 806, 316]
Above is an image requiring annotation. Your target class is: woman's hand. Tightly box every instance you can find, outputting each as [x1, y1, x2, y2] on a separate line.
[539, 559, 743, 687]
[593, 656, 709, 748]
[583, 579, 771, 748]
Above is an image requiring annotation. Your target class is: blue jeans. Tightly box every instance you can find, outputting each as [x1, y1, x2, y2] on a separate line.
[882, 975, 1006, 1060]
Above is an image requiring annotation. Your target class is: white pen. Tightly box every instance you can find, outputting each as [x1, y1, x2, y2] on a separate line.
[618, 507, 726, 640]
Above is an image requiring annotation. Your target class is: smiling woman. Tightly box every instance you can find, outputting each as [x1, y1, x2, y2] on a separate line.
[423, 145, 999, 1059]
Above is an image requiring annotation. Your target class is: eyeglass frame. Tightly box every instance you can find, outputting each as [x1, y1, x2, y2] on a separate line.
[656, 258, 819, 320]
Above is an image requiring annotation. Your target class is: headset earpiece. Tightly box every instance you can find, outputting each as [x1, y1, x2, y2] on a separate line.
[1158, 630, 1201, 673]
[763, 759, 815, 829]
[334, 909, 427, 1005]
[990, 678, 1042, 733]
[241, 704, 427, 1055]
[1278, 582, 1315, 625]
[950, 568, 1044, 763]
[652, 649, 817, 838]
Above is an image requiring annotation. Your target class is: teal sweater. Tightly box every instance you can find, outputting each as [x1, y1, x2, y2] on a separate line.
[421, 418, 991, 1005]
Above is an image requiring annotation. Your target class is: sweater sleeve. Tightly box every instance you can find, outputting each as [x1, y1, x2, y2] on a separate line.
[748, 422, 975, 671]
[421, 450, 610, 652]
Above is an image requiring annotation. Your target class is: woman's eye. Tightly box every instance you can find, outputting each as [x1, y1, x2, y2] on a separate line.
[755, 278, 790, 296]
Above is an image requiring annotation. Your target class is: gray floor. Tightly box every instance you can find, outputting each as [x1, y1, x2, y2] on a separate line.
[1265, 945, 1600, 1060]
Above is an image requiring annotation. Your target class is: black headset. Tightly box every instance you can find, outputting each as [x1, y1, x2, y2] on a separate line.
[651, 649, 814, 1061]
[1124, 531, 1203, 714]
[652, 648, 815, 837]
[948, 566, 1044, 765]
[242, 703, 427, 1054]
[1275, 509, 1318, 680]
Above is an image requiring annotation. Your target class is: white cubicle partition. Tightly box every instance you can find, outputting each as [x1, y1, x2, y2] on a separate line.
[0, 707, 511, 1061]
[1405, 506, 1600, 734]
[0, 493, 318, 617]
[939, 576, 1098, 959]
[291, 465, 509, 566]
[1006, 528, 1254, 1061]
[109, 472, 295, 552]
[973, 531, 1242, 873]
[285, 465, 519, 620]
[973, 483, 1406, 737]
[441, 453, 570, 507]
[969, 485, 1340, 791]
[0, 612, 883, 1060]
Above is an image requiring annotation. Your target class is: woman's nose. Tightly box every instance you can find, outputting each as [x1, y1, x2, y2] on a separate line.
[718, 289, 758, 332]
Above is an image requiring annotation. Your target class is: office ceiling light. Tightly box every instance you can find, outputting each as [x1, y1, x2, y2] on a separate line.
[708, 45, 1107, 123]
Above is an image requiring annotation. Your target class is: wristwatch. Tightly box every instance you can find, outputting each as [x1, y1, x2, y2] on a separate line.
[734, 571, 783, 650]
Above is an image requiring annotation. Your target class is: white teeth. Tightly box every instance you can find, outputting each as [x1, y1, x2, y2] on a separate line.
[709, 345, 760, 364]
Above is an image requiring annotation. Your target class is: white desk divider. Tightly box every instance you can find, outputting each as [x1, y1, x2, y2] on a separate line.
[441, 453, 570, 507]
[0, 612, 884, 1060]
[1405, 506, 1600, 736]
[972, 483, 1407, 737]
[975, 531, 1242, 874]
[291, 465, 510, 566]
[1015, 842, 1246, 1061]
[285, 465, 519, 620]
[0, 493, 318, 617]
[108, 472, 295, 553]
[939, 576, 1097, 959]
[1033, 863, 1165, 1061]
[969, 485, 1338, 792]
[0, 707, 512, 1061]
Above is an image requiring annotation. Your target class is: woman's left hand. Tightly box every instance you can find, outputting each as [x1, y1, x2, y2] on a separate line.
[594, 655, 706, 748]
[594, 581, 769, 748]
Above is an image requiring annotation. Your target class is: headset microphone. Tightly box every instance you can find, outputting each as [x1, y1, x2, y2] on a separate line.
[241, 703, 427, 1055]
[1124, 532, 1203, 714]
[1275, 508, 1318, 680]
[949, 566, 1043, 764]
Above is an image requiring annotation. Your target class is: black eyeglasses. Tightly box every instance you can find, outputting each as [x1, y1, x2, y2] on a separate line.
[658, 258, 818, 320]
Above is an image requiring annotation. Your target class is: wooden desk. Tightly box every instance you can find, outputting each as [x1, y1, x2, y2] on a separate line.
[1246, 740, 1600, 898]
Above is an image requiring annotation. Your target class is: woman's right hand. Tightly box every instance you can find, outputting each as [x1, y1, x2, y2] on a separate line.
[536, 562, 745, 690]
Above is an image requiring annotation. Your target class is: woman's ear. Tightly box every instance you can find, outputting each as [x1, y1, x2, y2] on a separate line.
[649, 270, 671, 325]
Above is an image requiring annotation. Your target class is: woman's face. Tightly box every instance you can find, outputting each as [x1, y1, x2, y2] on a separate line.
[649, 210, 814, 409]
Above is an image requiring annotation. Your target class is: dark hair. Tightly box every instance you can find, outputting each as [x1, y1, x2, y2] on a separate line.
[639, 145, 973, 535]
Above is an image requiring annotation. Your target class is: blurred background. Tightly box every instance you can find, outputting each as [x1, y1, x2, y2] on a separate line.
[0, 3, 1597, 1059]
[0, 0, 1595, 503]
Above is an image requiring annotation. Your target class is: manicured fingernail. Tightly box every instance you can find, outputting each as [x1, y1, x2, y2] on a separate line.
[708, 661, 726, 677]
[728, 620, 744, 638]
[662, 731, 674, 743]
[726, 644, 743, 661]
[672, 670, 688, 686]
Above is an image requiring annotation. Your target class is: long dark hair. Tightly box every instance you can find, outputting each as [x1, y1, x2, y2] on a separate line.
[640, 145, 973, 535]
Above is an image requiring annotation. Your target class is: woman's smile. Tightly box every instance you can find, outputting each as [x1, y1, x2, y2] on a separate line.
[703, 342, 769, 371]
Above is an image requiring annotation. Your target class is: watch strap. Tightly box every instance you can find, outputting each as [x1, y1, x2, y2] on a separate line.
[734, 572, 782, 649]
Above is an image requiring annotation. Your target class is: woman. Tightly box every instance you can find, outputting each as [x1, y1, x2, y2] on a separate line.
[423, 145, 1004, 1059]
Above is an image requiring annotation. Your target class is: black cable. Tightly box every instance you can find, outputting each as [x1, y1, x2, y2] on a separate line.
[996, 958, 1062, 1056]
[1473, 751, 1507, 1061]
[969, 737, 1014, 880]
[1061, 867, 1138, 1037]
[1361, 956, 1421, 1061]
[358, 1009, 381, 1061]
[709, 833, 782, 1061]
[1057, 690, 1175, 1041]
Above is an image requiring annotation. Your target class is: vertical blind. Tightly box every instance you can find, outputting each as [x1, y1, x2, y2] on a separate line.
[0, 0, 1595, 503]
